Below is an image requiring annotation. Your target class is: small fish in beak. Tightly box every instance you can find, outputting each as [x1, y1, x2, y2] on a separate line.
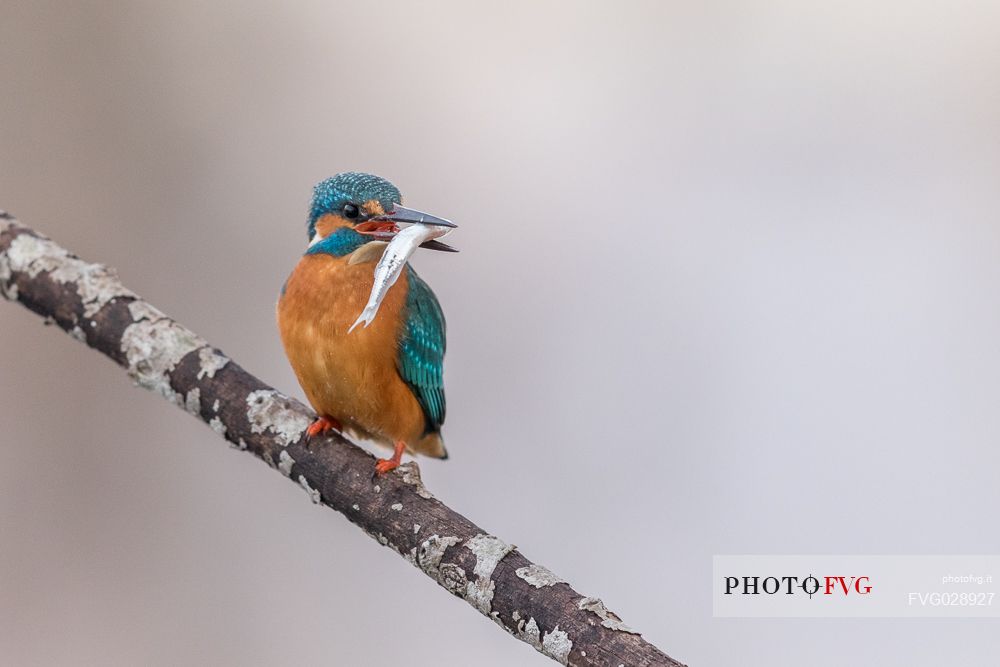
[349, 208, 457, 333]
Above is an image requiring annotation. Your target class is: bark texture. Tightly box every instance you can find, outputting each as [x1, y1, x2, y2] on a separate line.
[0, 212, 686, 667]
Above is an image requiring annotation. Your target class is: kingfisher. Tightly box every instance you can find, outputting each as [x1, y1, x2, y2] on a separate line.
[277, 172, 457, 476]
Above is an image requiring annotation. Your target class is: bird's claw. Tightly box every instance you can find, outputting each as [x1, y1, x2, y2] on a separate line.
[372, 441, 406, 480]
[306, 416, 342, 441]
[373, 457, 400, 478]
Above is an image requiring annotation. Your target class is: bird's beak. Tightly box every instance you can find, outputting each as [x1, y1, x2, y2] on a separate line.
[357, 204, 459, 252]
[381, 204, 457, 228]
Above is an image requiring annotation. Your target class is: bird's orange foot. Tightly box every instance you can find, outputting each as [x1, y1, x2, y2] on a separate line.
[373, 440, 407, 477]
[306, 415, 342, 440]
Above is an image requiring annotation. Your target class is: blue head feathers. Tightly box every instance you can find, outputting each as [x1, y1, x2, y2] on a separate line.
[307, 172, 402, 241]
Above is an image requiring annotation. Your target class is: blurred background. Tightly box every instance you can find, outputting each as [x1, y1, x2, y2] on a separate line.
[2, 1, 1000, 665]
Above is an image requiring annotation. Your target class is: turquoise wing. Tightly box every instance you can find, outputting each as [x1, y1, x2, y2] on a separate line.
[397, 266, 446, 432]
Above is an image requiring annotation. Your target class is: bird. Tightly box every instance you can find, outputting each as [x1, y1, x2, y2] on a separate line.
[277, 172, 456, 476]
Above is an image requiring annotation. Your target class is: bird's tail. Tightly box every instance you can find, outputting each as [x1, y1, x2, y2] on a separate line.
[411, 431, 448, 460]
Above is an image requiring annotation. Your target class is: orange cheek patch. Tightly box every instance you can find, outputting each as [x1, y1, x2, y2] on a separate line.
[314, 214, 349, 239]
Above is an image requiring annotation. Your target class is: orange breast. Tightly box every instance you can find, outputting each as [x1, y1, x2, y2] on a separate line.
[276, 252, 427, 448]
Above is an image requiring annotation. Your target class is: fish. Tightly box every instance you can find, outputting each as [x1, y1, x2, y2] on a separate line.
[348, 223, 453, 333]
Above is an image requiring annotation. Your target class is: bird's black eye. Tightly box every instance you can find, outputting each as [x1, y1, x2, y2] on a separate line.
[342, 203, 360, 219]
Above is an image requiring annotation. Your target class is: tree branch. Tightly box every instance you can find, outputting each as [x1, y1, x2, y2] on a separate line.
[0, 211, 685, 667]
